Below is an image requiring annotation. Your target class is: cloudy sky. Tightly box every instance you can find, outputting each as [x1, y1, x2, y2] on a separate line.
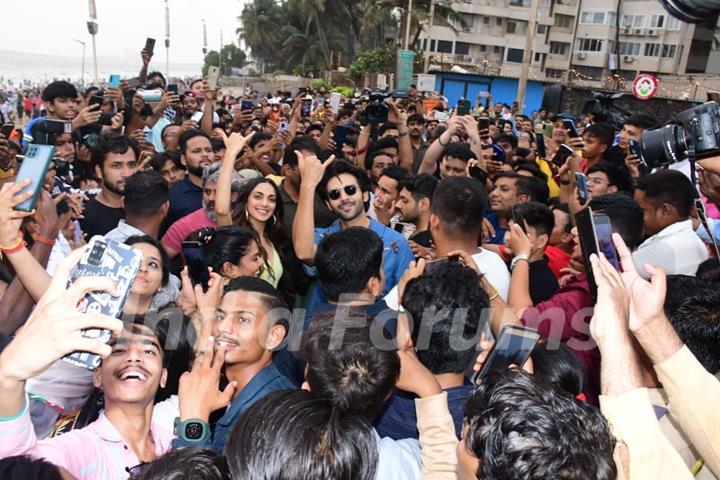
[1, 0, 245, 66]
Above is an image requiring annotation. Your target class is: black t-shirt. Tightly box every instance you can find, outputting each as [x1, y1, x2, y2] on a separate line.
[79, 197, 124, 240]
[528, 256, 560, 305]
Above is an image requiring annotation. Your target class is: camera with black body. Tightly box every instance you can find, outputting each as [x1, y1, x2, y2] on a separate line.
[640, 101, 720, 169]
[33, 119, 72, 145]
[363, 91, 390, 125]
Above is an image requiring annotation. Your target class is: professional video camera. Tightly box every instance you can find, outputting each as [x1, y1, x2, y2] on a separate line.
[640, 101, 720, 169]
[33, 119, 72, 145]
[362, 90, 391, 125]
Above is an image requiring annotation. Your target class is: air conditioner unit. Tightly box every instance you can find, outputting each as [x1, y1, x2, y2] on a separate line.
[646, 28, 657, 35]
[623, 55, 635, 62]
[634, 28, 643, 34]
[623, 27, 631, 34]
[577, 52, 587, 59]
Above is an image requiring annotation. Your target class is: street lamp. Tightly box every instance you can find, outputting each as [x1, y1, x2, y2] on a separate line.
[73, 39, 86, 85]
[87, 0, 99, 85]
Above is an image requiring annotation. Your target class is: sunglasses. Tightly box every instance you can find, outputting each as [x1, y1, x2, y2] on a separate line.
[328, 184, 358, 201]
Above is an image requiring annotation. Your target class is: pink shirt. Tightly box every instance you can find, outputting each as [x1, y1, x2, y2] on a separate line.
[1, 398, 174, 480]
[161, 208, 215, 254]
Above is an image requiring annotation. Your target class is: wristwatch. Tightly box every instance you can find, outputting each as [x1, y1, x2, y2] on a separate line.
[174, 417, 210, 443]
[510, 254, 530, 271]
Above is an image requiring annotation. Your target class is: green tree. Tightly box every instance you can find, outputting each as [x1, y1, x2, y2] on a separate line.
[347, 46, 397, 79]
[238, 0, 285, 71]
[203, 44, 247, 76]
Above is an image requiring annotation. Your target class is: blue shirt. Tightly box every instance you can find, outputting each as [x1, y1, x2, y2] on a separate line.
[167, 176, 203, 228]
[375, 384, 473, 440]
[485, 212, 508, 245]
[173, 362, 295, 452]
[304, 217, 414, 316]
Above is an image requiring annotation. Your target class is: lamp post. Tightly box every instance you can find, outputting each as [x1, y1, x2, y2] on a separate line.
[73, 39, 86, 85]
[87, 0, 99, 85]
[165, 0, 170, 79]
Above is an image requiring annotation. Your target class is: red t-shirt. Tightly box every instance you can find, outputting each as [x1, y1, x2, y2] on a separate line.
[161, 208, 215, 254]
[545, 245, 573, 280]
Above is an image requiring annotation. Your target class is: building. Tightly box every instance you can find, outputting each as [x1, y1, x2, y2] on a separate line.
[419, 0, 714, 88]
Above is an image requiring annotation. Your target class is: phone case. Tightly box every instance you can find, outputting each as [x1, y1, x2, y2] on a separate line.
[14, 144, 56, 212]
[63, 237, 143, 370]
[108, 74, 121, 89]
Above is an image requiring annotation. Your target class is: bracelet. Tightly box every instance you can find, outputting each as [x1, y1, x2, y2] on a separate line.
[32, 235, 56, 247]
[398, 130, 409, 138]
[438, 136, 449, 147]
[510, 254, 530, 271]
[0, 234, 24, 252]
[488, 292, 500, 301]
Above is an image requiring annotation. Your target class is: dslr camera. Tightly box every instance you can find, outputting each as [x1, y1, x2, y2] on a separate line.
[640, 101, 720, 169]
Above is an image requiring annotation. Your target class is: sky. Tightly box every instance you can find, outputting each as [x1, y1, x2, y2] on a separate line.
[0, 0, 245, 67]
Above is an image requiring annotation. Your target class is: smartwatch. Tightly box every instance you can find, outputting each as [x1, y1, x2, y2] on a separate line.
[174, 417, 210, 443]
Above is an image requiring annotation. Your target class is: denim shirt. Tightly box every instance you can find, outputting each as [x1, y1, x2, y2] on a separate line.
[173, 362, 295, 452]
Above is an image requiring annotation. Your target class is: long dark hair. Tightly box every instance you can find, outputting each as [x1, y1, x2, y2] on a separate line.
[200, 226, 265, 278]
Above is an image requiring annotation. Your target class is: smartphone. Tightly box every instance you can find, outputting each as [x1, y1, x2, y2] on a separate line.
[552, 144, 574, 167]
[108, 74, 121, 89]
[574, 207, 619, 302]
[492, 144, 506, 164]
[575, 172, 589, 205]
[629, 139, 642, 157]
[298, 87, 308, 96]
[434, 111, 449, 122]
[207, 66, 220, 90]
[301, 99, 312, 118]
[511, 205, 525, 232]
[89, 95, 104, 108]
[167, 84, 179, 94]
[182, 241, 210, 291]
[468, 165, 487, 183]
[542, 123, 553, 138]
[478, 117, 490, 131]
[329, 92, 342, 113]
[472, 324, 540, 384]
[333, 125, 350, 152]
[563, 119, 579, 138]
[13, 144, 55, 212]
[126, 77, 141, 88]
[241, 99, 254, 111]
[63, 236, 143, 370]
[535, 133, 546, 159]
[594, 213, 620, 270]
[144, 37, 156, 55]
[0, 122, 14, 138]
[139, 90, 163, 102]
[456, 99, 471, 116]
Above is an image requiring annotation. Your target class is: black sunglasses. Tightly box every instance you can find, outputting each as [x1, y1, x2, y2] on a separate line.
[328, 184, 358, 201]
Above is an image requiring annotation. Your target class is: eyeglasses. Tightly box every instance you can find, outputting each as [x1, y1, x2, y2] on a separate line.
[327, 184, 358, 201]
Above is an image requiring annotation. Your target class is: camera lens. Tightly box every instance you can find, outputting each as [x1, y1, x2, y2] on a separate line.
[88, 241, 107, 266]
[658, 0, 720, 23]
[640, 124, 686, 169]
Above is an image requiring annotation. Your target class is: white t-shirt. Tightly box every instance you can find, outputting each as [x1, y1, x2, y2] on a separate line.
[383, 249, 510, 311]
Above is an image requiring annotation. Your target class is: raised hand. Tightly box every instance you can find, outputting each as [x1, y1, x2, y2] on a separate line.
[220, 130, 255, 162]
[72, 104, 102, 129]
[395, 348, 442, 398]
[507, 223, 532, 258]
[295, 150, 335, 189]
[0, 180, 33, 246]
[588, 250, 631, 347]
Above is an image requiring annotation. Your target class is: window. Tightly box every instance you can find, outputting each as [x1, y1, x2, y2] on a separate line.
[546, 68, 565, 78]
[555, 14, 574, 28]
[577, 38, 604, 52]
[580, 11, 606, 24]
[483, 16, 490, 26]
[479, 45, 487, 52]
[661, 44, 677, 58]
[422, 39, 427, 50]
[493, 46, 502, 53]
[644, 42, 661, 56]
[496, 17, 503, 26]
[537, 24, 547, 34]
[549, 41, 570, 55]
[507, 20, 528, 34]
[534, 52, 543, 62]
[618, 41, 641, 56]
[650, 14, 665, 28]
[507, 48, 525, 62]
[430, 40, 436, 51]
[621, 14, 646, 28]
[509, 0, 531, 6]
[667, 17, 681, 30]
[437, 40, 452, 53]
[455, 42, 470, 55]
[573, 65, 603, 80]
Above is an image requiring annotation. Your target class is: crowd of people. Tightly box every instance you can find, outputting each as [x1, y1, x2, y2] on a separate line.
[0, 46, 719, 480]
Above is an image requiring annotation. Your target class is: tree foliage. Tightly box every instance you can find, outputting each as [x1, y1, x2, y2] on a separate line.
[202, 44, 247, 76]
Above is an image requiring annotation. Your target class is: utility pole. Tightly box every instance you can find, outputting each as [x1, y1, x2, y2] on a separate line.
[404, 0, 414, 50]
[165, 0, 170, 79]
[202, 19, 208, 55]
[87, 0, 99, 85]
[73, 39, 86, 85]
[219, 31, 224, 74]
[516, 0, 540, 113]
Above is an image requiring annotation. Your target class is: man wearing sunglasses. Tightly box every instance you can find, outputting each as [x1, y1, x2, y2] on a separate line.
[293, 153, 414, 317]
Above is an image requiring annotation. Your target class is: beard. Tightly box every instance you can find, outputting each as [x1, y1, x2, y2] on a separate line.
[333, 199, 364, 221]
[204, 201, 217, 223]
[103, 178, 125, 196]
[187, 163, 205, 177]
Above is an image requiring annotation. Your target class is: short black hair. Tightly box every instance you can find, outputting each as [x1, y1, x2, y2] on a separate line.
[41, 81, 78, 103]
[304, 312, 400, 420]
[587, 163, 634, 194]
[378, 122, 399, 137]
[583, 122, 614, 148]
[315, 227, 383, 302]
[364, 149, 395, 171]
[318, 160, 372, 201]
[125, 235, 170, 287]
[494, 133, 518, 149]
[305, 123, 324, 136]
[123, 171, 169, 216]
[665, 275, 720, 373]
[210, 138, 226, 152]
[514, 162, 547, 181]
[135, 447, 230, 480]
[379, 164, 408, 189]
[249, 131, 273, 149]
[463, 370, 616, 480]
[636, 169, 695, 218]
[624, 113, 656, 130]
[225, 390, 378, 480]
[147, 71, 167, 87]
[283, 136, 321, 167]
[401, 173, 438, 202]
[224, 275, 289, 323]
[522, 176, 550, 204]
[0, 456, 63, 480]
[513, 201, 554, 236]
[91, 133, 140, 169]
[407, 113, 425, 125]
[442, 142, 477, 162]
[149, 151, 185, 173]
[530, 342, 585, 397]
[587, 193, 645, 249]
[431, 176, 487, 237]
[697, 257, 720, 283]
[367, 136, 399, 156]
[178, 128, 211, 155]
[402, 261, 489, 374]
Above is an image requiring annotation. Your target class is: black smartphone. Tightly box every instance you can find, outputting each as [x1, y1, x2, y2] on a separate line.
[298, 87, 308, 96]
[629, 139, 642, 157]
[511, 204, 526, 233]
[167, 84, 179, 94]
[144, 37, 156, 55]
[182, 241, 210, 291]
[13, 144, 55, 212]
[1, 122, 15, 138]
[241, 99, 254, 111]
[552, 144, 574, 167]
[64, 236, 143, 370]
[594, 213, 620, 270]
[468, 165, 487, 183]
[472, 324, 540, 384]
[575, 172, 589, 205]
[535, 132, 546, 159]
[89, 95, 104, 108]
[478, 117, 490, 131]
[301, 99, 313, 118]
[333, 125, 350, 153]
[456, 99, 471, 116]
[563, 119, 579, 138]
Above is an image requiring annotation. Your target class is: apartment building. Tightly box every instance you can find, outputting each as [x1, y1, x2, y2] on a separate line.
[419, 0, 712, 84]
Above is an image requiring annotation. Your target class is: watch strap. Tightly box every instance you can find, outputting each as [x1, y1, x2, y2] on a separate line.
[173, 417, 211, 443]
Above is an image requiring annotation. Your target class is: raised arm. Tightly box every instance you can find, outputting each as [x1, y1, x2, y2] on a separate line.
[292, 151, 334, 264]
[418, 116, 461, 175]
[387, 101, 413, 172]
[215, 131, 254, 227]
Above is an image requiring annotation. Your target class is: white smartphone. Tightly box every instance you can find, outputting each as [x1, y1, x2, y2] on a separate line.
[207, 66, 220, 90]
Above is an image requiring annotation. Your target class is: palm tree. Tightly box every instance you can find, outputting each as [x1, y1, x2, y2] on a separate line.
[237, 0, 284, 70]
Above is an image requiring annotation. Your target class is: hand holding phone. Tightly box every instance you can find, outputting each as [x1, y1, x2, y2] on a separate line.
[207, 66, 220, 90]
[182, 241, 210, 292]
[0, 123, 15, 138]
[13, 144, 55, 212]
[108, 74, 121, 89]
[144, 37, 156, 55]
[552, 144, 574, 167]
[574, 208, 620, 302]
[575, 172, 589, 205]
[472, 325, 540, 383]
[563, 119, 579, 138]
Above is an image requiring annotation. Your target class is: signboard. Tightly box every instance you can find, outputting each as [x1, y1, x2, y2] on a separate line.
[416, 73, 436, 93]
[396, 50, 415, 91]
[632, 73, 659, 100]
